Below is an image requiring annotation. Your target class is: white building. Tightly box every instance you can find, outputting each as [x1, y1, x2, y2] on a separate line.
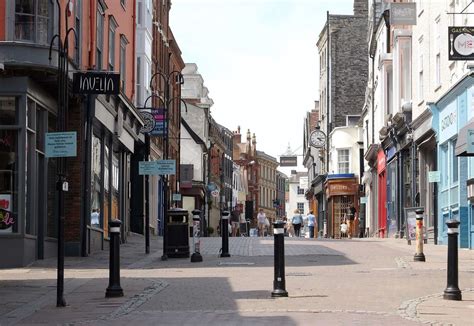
[286, 171, 309, 219]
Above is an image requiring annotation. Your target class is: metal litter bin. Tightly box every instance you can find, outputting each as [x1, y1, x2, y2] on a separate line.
[166, 208, 190, 258]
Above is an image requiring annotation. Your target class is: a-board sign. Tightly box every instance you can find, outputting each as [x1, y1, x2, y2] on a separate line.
[404, 207, 426, 244]
[45, 132, 77, 158]
[73, 72, 120, 95]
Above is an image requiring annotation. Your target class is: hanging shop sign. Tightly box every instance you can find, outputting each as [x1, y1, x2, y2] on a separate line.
[156, 159, 176, 175]
[150, 108, 167, 136]
[72, 71, 120, 95]
[138, 161, 161, 175]
[428, 171, 441, 183]
[172, 193, 182, 201]
[448, 27, 474, 61]
[139, 111, 156, 134]
[45, 132, 77, 158]
[390, 3, 417, 26]
[280, 156, 297, 167]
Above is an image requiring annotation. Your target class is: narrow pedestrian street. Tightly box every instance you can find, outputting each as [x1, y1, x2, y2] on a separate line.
[1, 234, 472, 325]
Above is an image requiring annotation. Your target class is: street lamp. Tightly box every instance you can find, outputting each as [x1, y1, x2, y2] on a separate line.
[146, 70, 185, 260]
[48, 0, 77, 307]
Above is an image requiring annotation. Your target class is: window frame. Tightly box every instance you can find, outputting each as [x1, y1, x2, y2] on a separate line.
[337, 148, 350, 174]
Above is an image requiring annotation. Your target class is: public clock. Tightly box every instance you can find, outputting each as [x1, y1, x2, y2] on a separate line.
[310, 130, 326, 148]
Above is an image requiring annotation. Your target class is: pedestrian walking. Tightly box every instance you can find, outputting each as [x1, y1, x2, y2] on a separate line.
[346, 205, 357, 239]
[257, 208, 266, 237]
[306, 210, 316, 238]
[291, 209, 303, 237]
[231, 207, 240, 237]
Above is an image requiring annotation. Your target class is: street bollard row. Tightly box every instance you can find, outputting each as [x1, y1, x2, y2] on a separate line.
[106, 219, 124, 298]
[444, 219, 462, 301]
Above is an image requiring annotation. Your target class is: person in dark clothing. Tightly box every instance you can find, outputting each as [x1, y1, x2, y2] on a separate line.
[231, 207, 240, 237]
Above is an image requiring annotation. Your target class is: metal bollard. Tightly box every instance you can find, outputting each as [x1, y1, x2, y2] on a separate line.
[220, 211, 231, 257]
[106, 219, 124, 297]
[272, 221, 288, 297]
[414, 208, 426, 262]
[443, 219, 462, 301]
[191, 209, 203, 263]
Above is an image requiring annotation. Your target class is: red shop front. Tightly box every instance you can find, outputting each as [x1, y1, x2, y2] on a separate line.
[377, 150, 387, 238]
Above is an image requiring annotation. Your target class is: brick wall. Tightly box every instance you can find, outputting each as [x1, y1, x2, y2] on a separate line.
[329, 14, 368, 129]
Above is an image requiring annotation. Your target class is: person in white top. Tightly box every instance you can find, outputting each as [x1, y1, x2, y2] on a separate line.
[257, 208, 266, 237]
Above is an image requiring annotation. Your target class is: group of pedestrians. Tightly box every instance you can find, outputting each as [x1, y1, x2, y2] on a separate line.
[286, 209, 316, 238]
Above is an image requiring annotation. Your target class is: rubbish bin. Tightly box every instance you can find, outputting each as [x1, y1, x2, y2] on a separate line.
[166, 208, 190, 258]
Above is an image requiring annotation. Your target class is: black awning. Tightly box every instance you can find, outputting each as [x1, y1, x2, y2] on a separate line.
[455, 118, 474, 156]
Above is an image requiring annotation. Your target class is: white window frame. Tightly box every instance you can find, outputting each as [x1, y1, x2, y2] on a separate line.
[337, 148, 350, 174]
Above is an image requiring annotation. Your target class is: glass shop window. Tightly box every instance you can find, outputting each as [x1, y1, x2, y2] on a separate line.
[91, 134, 102, 228]
[0, 97, 18, 233]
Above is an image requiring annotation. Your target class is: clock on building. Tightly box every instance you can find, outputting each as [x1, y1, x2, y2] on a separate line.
[309, 129, 326, 148]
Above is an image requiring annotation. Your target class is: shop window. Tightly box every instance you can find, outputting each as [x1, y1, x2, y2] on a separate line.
[0, 97, 18, 233]
[440, 144, 448, 189]
[14, 0, 51, 44]
[91, 134, 102, 228]
[120, 35, 128, 93]
[112, 152, 119, 220]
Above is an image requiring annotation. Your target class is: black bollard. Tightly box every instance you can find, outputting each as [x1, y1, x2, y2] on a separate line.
[443, 219, 462, 301]
[272, 221, 288, 297]
[220, 211, 231, 258]
[191, 209, 203, 263]
[106, 219, 124, 298]
[414, 209, 426, 262]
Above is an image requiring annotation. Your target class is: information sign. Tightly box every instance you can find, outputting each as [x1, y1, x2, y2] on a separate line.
[428, 171, 441, 183]
[45, 132, 77, 158]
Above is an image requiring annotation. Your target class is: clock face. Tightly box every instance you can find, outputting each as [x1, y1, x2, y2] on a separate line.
[310, 130, 326, 148]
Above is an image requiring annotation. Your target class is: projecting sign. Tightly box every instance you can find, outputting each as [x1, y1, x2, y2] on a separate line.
[390, 3, 417, 26]
[151, 108, 166, 136]
[139, 111, 156, 134]
[172, 193, 182, 201]
[468, 129, 474, 154]
[156, 160, 176, 175]
[448, 27, 474, 61]
[428, 171, 441, 183]
[138, 161, 160, 175]
[280, 156, 297, 167]
[72, 72, 120, 95]
[45, 132, 77, 158]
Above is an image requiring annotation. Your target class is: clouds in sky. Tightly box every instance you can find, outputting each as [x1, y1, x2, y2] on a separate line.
[170, 0, 354, 167]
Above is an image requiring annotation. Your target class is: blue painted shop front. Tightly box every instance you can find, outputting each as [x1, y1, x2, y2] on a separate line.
[430, 74, 474, 249]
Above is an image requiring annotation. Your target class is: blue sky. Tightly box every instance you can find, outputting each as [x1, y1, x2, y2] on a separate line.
[170, 0, 354, 170]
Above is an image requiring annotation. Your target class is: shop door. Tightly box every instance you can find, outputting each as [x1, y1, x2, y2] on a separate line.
[333, 196, 352, 238]
[378, 171, 387, 238]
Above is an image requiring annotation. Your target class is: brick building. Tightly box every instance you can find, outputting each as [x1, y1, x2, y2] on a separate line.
[0, 1, 144, 267]
[314, 0, 368, 238]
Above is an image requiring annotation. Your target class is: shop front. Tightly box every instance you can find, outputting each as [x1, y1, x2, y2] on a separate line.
[324, 175, 359, 238]
[431, 74, 474, 248]
[377, 149, 387, 238]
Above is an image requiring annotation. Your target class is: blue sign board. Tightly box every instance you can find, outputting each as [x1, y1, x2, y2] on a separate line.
[139, 161, 161, 175]
[45, 132, 77, 158]
[156, 160, 176, 175]
[138, 160, 176, 175]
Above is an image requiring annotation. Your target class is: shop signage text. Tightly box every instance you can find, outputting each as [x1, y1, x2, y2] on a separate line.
[45, 132, 77, 158]
[390, 3, 417, 25]
[73, 72, 120, 95]
[280, 156, 297, 167]
[448, 26, 474, 61]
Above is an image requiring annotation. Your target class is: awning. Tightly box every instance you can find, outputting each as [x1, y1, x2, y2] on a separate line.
[455, 118, 474, 157]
